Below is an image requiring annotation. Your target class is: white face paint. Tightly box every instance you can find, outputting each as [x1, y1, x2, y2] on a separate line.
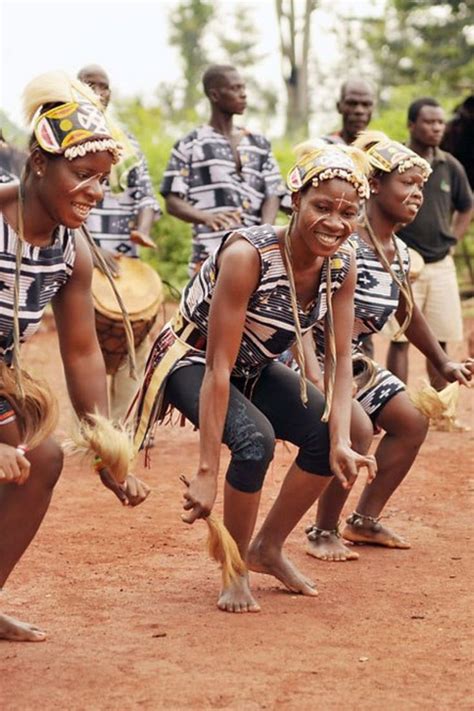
[401, 183, 418, 205]
[68, 173, 103, 194]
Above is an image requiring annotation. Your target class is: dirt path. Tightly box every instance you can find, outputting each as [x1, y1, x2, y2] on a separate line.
[1, 318, 473, 710]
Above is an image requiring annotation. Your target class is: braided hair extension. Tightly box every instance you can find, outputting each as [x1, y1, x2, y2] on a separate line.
[283, 214, 308, 406]
[362, 213, 414, 339]
[12, 185, 26, 398]
[321, 257, 335, 423]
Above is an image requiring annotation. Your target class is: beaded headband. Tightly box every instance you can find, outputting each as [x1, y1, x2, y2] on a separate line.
[32, 85, 121, 163]
[287, 147, 370, 199]
[365, 138, 431, 180]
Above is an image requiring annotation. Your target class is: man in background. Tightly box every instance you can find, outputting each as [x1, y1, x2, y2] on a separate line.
[324, 78, 375, 146]
[161, 64, 286, 275]
[386, 97, 473, 390]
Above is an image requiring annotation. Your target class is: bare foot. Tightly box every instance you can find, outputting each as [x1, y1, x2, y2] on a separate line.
[343, 519, 411, 549]
[0, 613, 46, 642]
[217, 574, 261, 613]
[305, 526, 359, 561]
[248, 538, 318, 596]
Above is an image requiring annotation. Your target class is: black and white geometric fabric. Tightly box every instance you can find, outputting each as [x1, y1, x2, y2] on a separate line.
[175, 224, 352, 379]
[314, 232, 410, 420]
[0, 212, 76, 364]
[160, 125, 286, 272]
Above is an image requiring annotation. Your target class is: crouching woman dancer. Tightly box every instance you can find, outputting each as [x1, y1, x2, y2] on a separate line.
[306, 131, 473, 561]
[0, 72, 149, 642]
[132, 144, 376, 612]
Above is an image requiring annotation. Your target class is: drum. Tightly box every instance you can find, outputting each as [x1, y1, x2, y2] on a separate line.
[92, 257, 164, 375]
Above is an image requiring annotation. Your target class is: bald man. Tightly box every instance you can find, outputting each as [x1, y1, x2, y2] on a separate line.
[161, 64, 286, 275]
[324, 79, 375, 146]
[77, 64, 161, 419]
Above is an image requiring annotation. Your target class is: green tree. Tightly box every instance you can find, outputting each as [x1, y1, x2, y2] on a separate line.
[218, 3, 278, 133]
[169, 0, 215, 114]
[275, 0, 317, 139]
[365, 0, 474, 97]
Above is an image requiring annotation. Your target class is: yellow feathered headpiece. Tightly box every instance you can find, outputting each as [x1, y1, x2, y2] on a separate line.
[354, 130, 431, 181]
[22, 71, 121, 163]
[287, 140, 372, 199]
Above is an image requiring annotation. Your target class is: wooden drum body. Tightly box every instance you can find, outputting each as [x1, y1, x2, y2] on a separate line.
[92, 257, 164, 375]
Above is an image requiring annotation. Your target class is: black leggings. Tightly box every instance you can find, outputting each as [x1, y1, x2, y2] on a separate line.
[165, 361, 332, 494]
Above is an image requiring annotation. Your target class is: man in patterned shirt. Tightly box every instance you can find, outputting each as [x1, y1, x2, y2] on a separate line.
[78, 64, 161, 419]
[161, 64, 286, 274]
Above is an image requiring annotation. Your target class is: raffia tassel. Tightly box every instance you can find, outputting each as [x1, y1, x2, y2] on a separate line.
[205, 514, 247, 588]
[0, 362, 58, 450]
[409, 381, 461, 430]
[65, 412, 135, 484]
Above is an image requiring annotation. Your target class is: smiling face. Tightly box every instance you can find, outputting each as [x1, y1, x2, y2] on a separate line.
[32, 149, 113, 228]
[291, 178, 360, 258]
[372, 166, 425, 225]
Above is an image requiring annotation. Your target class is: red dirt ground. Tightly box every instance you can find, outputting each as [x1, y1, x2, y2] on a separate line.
[1, 313, 473, 711]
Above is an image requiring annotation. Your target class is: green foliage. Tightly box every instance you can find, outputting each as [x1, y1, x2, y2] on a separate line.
[365, 1, 474, 98]
[169, 0, 215, 112]
[117, 98, 191, 292]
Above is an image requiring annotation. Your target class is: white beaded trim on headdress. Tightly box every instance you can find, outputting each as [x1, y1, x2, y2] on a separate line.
[311, 167, 370, 199]
[396, 156, 431, 179]
[64, 138, 122, 163]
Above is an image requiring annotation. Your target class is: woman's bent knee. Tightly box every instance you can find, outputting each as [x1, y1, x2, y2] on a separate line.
[226, 427, 275, 493]
[29, 438, 64, 490]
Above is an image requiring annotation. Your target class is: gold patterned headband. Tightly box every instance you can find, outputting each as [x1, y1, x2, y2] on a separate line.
[24, 72, 121, 163]
[287, 146, 370, 199]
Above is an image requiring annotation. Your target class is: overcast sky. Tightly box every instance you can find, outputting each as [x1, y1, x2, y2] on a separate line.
[0, 0, 383, 134]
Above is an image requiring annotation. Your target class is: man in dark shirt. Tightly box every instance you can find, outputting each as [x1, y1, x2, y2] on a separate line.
[387, 97, 473, 389]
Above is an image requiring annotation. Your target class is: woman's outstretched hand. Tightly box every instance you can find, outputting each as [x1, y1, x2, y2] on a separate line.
[0, 443, 30, 485]
[439, 358, 474, 387]
[330, 443, 377, 490]
[180, 473, 217, 524]
[99, 468, 151, 506]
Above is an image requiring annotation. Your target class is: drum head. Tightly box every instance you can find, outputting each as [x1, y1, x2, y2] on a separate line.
[92, 256, 163, 321]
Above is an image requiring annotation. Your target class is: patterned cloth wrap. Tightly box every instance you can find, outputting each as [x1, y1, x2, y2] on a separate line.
[160, 125, 287, 273]
[314, 232, 411, 422]
[130, 224, 353, 452]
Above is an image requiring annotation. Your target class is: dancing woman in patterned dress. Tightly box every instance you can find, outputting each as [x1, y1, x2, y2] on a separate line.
[0, 72, 149, 643]
[305, 132, 473, 561]
[132, 143, 376, 613]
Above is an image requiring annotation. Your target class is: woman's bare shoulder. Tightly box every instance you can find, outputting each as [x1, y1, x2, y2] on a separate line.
[0, 180, 19, 210]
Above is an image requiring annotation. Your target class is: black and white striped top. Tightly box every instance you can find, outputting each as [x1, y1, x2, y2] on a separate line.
[314, 231, 409, 356]
[179, 224, 353, 379]
[0, 212, 76, 364]
[160, 125, 286, 272]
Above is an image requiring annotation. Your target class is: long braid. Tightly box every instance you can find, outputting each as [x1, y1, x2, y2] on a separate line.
[12, 186, 26, 398]
[321, 258, 336, 423]
[283, 215, 308, 406]
[362, 213, 414, 339]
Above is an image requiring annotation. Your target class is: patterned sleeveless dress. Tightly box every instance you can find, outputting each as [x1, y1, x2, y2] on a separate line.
[0, 210, 76, 424]
[314, 231, 410, 421]
[132, 224, 353, 449]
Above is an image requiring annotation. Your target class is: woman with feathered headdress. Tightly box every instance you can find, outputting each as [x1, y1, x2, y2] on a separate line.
[305, 131, 473, 561]
[0, 71, 150, 643]
[130, 141, 376, 614]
